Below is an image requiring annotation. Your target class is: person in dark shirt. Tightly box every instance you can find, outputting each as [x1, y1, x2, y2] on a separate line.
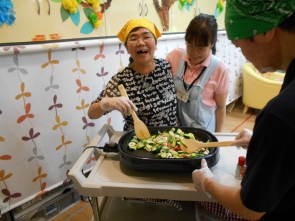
[192, 1, 295, 220]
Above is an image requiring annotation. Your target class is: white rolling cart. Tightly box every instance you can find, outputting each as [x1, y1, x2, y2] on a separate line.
[68, 124, 245, 221]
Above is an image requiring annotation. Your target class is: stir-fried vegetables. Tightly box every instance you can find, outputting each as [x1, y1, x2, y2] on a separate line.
[128, 128, 210, 159]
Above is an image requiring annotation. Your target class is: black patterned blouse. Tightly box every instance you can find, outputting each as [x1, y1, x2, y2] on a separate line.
[92, 58, 178, 131]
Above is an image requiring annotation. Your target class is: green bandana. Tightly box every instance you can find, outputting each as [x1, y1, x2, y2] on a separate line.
[225, 0, 295, 40]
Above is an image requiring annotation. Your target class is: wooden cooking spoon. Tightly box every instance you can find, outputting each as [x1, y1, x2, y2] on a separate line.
[118, 84, 151, 140]
[182, 139, 234, 153]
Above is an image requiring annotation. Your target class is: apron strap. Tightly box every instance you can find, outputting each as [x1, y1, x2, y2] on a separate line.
[176, 50, 187, 77]
[198, 56, 221, 87]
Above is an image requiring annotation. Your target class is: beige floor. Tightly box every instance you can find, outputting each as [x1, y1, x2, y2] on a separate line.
[223, 98, 258, 133]
[52, 98, 258, 221]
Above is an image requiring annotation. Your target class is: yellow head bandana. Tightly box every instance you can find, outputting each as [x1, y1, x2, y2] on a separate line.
[117, 18, 162, 43]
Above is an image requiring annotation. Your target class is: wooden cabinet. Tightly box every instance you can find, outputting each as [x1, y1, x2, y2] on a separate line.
[198, 0, 216, 16]
[0, 1, 107, 44]
[198, 0, 226, 30]
[216, 1, 226, 30]
[144, 1, 163, 33]
[169, 2, 197, 33]
[0, 0, 226, 45]
[153, 0, 225, 33]
[104, 0, 163, 37]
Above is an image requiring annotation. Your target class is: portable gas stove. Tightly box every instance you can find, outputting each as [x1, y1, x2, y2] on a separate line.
[68, 124, 246, 221]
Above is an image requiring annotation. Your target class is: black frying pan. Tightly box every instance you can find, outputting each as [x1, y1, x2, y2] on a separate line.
[118, 126, 220, 171]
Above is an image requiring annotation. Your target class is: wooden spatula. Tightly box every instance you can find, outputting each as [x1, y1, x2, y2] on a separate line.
[118, 84, 151, 140]
[182, 139, 233, 153]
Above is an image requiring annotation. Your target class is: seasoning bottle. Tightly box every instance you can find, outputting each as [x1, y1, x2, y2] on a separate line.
[235, 156, 246, 180]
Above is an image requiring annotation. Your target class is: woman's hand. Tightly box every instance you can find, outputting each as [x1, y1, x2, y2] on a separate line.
[232, 128, 253, 150]
[192, 159, 219, 198]
[192, 159, 214, 191]
[100, 96, 137, 116]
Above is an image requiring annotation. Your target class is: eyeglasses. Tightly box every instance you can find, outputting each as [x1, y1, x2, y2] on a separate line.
[127, 36, 154, 44]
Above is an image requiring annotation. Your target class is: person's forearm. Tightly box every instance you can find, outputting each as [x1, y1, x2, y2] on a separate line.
[204, 178, 265, 220]
[215, 106, 226, 132]
[88, 103, 105, 119]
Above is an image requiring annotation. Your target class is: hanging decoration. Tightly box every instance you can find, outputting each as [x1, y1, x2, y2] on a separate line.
[62, 0, 79, 14]
[0, 0, 16, 26]
[178, 0, 196, 12]
[53, 0, 103, 34]
[214, 0, 225, 18]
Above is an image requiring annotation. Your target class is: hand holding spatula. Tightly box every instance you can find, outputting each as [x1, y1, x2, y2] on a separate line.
[118, 84, 150, 140]
[183, 139, 234, 153]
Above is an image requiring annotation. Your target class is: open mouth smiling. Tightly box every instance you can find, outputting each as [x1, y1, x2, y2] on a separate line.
[137, 50, 148, 54]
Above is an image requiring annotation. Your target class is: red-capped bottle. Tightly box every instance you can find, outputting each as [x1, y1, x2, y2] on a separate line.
[235, 156, 246, 180]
